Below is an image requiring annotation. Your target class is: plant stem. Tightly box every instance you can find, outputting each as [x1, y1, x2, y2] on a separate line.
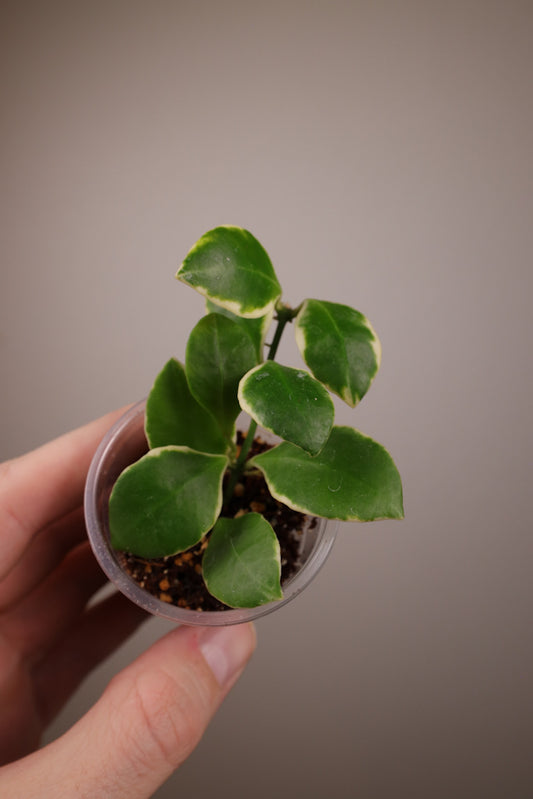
[226, 417, 258, 496]
[223, 308, 293, 504]
[266, 312, 288, 361]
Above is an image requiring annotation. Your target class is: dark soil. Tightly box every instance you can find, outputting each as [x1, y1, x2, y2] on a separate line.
[117, 434, 316, 612]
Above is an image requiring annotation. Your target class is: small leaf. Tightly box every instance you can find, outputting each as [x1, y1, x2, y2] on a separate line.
[251, 426, 404, 521]
[176, 226, 282, 318]
[145, 358, 228, 453]
[295, 299, 381, 407]
[203, 514, 283, 608]
[206, 299, 273, 361]
[238, 362, 334, 455]
[109, 447, 228, 558]
[186, 314, 258, 439]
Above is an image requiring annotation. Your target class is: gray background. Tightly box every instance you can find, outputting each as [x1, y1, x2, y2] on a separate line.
[1, 1, 532, 797]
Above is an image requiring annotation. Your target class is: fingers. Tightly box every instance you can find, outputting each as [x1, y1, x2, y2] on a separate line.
[0, 623, 256, 799]
[0, 507, 87, 612]
[0, 406, 129, 581]
[0, 591, 148, 766]
[33, 591, 148, 726]
[1, 543, 107, 661]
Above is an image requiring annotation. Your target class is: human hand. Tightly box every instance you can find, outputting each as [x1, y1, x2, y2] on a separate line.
[0, 409, 256, 797]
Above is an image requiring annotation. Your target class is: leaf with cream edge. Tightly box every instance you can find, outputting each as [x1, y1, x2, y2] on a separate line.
[203, 514, 283, 608]
[250, 426, 404, 521]
[238, 362, 334, 455]
[177, 226, 282, 318]
[145, 358, 228, 453]
[295, 299, 381, 407]
[108, 224, 405, 610]
[185, 313, 258, 440]
[109, 447, 228, 558]
[206, 299, 273, 362]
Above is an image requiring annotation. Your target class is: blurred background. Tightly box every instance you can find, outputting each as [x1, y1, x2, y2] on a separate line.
[1, 1, 531, 796]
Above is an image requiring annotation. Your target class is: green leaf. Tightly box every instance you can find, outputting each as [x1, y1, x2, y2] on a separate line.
[251, 426, 404, 521]
[238, 362, 334, 455]
[295, 299, 381, 407]
[176, 226, 282, 318]
[186, 313, 258, 439]
[206, 299, 273, 361]
[109, 447, 228, 558]
[145, 358, 228, 453]
[203, 514, 283, 608]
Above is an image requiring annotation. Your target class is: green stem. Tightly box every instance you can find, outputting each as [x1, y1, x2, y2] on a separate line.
[266, 312, 289, 361]
[223, 309, 292, 504]
[225, 417, 258, 500]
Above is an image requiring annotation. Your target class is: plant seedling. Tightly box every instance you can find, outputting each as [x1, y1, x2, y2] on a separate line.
[109, 226, 404, 608]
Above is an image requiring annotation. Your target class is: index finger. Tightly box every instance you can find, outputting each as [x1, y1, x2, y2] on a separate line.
[0, 407, 130, 580]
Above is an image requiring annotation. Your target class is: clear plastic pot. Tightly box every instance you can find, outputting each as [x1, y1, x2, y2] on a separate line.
[84, 399, 338, 626]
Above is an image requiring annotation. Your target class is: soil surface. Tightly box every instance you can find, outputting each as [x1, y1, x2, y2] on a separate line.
[117, 434, 316, 612]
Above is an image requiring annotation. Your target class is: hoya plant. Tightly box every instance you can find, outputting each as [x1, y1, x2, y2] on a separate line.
[108, 226, 403, 609]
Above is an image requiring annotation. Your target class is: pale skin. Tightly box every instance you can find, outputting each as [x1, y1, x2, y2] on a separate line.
[0, 409, 256, 798]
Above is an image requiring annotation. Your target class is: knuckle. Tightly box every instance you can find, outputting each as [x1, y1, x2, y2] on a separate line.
[113, 667, 211, 773]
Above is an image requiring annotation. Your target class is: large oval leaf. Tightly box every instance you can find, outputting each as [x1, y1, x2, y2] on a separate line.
[145, 358, 228, 453]
[186, 313, 258, 439]
[176, 226, 282, 318]
[250, 426, 404, 521]
[295, 299, 381, 407]
[238, 362, 334, 455]
[109, 447, 228, 558]
[203, 513, 282, 608]
[206, 299, 273, 362]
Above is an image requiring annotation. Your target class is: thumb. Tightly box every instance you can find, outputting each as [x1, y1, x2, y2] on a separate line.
[1, 622, 256, 799]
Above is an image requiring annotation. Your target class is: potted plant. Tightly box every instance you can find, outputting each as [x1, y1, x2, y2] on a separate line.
[85, 226, 403, 625]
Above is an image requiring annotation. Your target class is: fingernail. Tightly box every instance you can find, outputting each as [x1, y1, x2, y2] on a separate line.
[198, 624, 256, 688]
